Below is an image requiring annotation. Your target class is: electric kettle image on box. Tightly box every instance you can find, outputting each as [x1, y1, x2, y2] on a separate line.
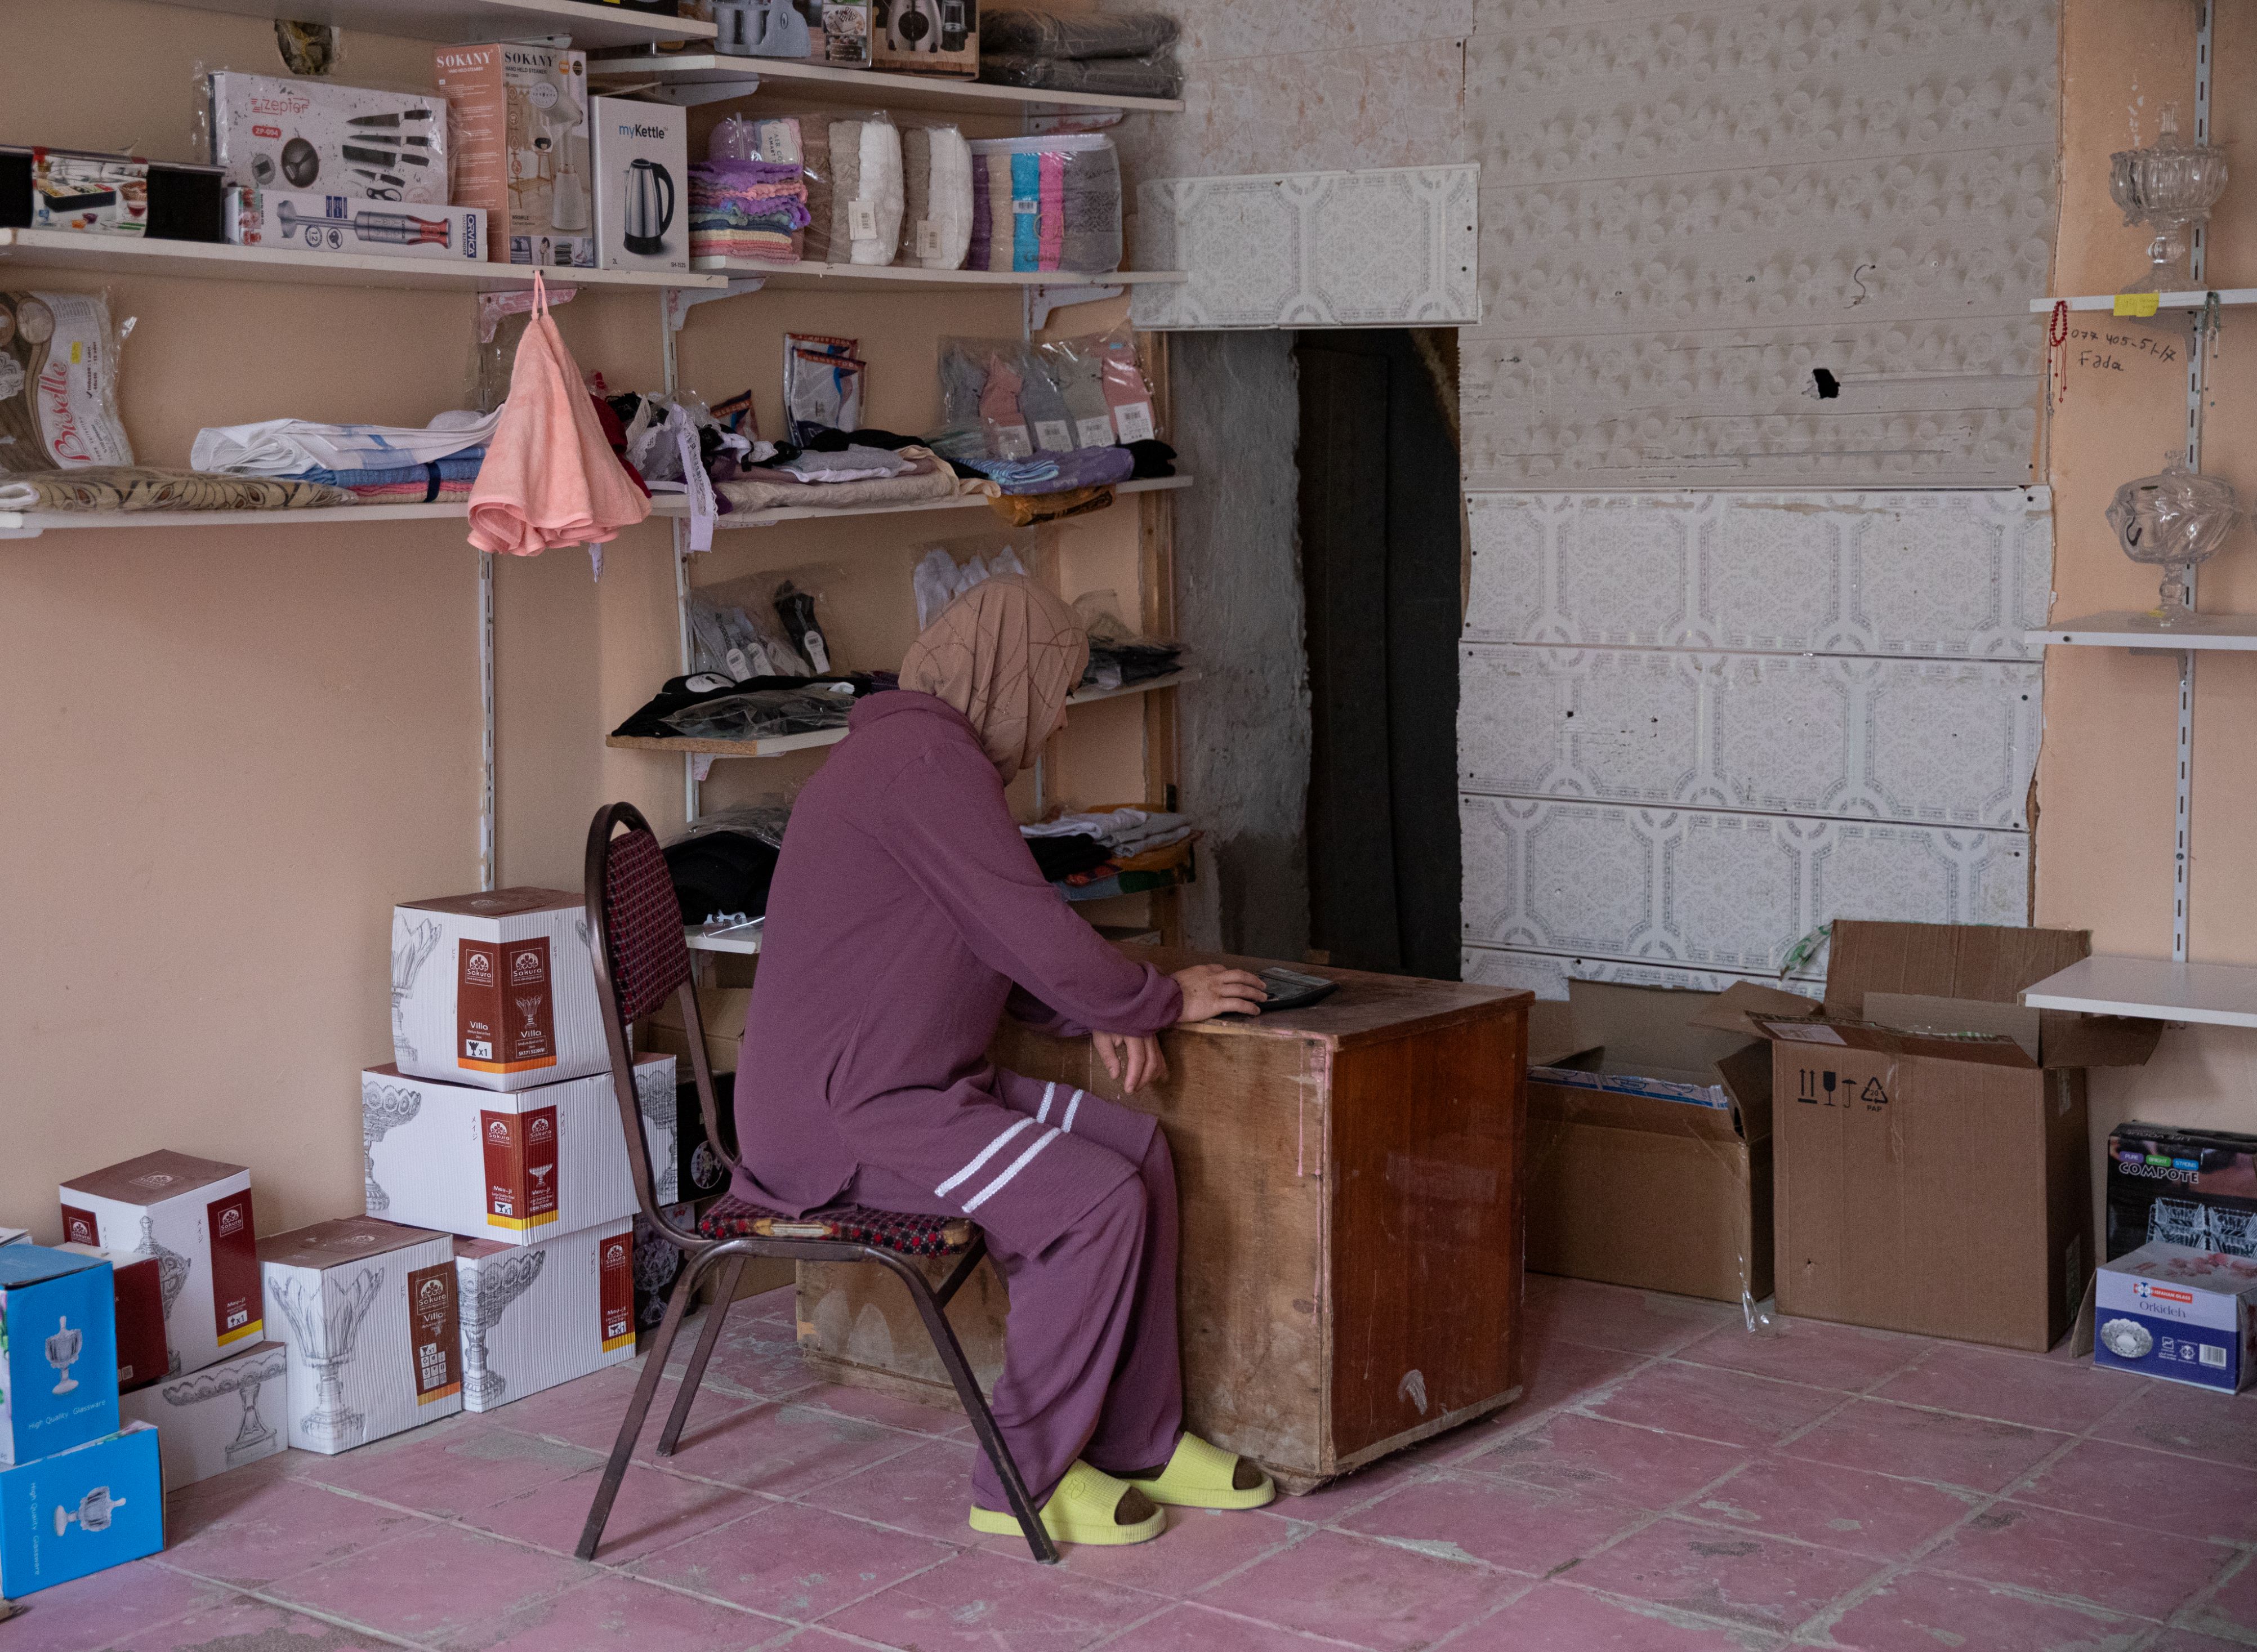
[623, 158, 674, 255]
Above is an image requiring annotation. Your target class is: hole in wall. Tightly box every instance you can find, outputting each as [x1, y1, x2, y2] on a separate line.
[1811, 368, 1841, 400]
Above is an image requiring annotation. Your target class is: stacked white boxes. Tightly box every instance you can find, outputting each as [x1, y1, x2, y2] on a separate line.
[371, 886, 668, 1411]
[117, 1341, 288, 1485]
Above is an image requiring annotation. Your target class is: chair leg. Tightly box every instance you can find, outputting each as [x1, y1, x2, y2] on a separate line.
[891, 1260, 1058, 1565]
[576, 1250, 712, 1561]
[657, 1256, 745, 1457]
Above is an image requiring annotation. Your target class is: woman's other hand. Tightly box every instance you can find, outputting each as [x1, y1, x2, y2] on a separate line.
[1172, 965, 1269, 1023]
[1094, 1032, 1168, 1093]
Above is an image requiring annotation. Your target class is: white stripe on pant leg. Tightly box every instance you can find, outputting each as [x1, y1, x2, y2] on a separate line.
[934, 1117, 1036, 1198]
[1062, 1090, 1083, 1134]
[963, 1127, 1061, 1212]
[1036, 1081, 1056, 1124]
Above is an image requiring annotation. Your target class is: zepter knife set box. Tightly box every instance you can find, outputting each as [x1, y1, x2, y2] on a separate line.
[207, 73, 451, 207]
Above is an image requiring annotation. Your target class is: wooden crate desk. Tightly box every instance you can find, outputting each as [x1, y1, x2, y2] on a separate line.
[794, 947, 1531, 1492]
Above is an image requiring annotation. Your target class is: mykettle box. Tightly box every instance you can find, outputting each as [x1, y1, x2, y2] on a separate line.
[590, 95, 686, 273]
[0, 1424, 162, 1598]
[0, 1246, 119, 1467]
[391, 888, 607, 1091]
[2095, 1242, 2257, 1393]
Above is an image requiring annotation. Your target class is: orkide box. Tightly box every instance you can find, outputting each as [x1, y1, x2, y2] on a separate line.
[258, 1218, 462, 1453]
[456, 1219, 635, 1412]
[363, 1056, 675, 1240]
[2095, 1242, 2257, 1392]
[118, 1340, 288, 1488]
[391, 888, 606, 1091]
[1753, 922, 2159, 1351]
[0, 1245, 119, 1466]
[59, 1150, 262, 1379]
[2106, 1121, 2257, 1261]
[0, 1423, 162, 1598]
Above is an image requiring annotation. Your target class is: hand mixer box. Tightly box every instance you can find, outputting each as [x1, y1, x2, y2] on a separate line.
[207, 73, 450, 207]
[226, 189, 488, 261]
[434, 42, 595, 267]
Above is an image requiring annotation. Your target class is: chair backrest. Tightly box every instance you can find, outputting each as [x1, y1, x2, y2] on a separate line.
[583, 801, 739, 1247]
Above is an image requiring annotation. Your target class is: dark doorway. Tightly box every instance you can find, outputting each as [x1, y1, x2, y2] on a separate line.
[1295, 329, 1462, 980]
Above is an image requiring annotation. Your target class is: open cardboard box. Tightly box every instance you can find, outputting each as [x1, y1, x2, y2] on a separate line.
[1728, 922, 2160, 1352]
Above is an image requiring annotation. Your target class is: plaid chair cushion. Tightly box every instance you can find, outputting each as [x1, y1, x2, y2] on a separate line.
[699, 1195, 974, 1256]
[605, 828, 693, 1023]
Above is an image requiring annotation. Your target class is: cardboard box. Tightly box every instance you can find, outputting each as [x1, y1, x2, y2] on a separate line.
[56, 1244, 168, 1395]
[391, 887, 608, 1091]
[226, 187, 488, 261]
[1, 1227, 30, 1246]
[1750, 922, 2160, 1351]
[258, 1218, 461, 1453]
[824, 1, 875, 62]
[0, 1425, 162, 1598]
[872, 0, 978, 75]
[2095, 1242, 2257, 1392]
[362, 1055, 675, 1242]
[456, 1219, 635, 1411]
[58, 1151, 262, 1379]
[591, 96, 688, 273]
[2106, 1121, 2257, 1261]
[645, 984, 748, 1077]
[31, 150, 148, 235]
[0, 1247, 119, 1466]
[431, 42, 595, 268]
[1526, 980, 1796, 1305]
[207, 73, 450, 206]
[117, 1340, 288, 1488]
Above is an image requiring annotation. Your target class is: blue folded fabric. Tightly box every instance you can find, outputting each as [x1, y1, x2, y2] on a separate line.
[972, 444, 1134, 495]
[1011, 151, 1041, 273]
[288, 449, 486, 490]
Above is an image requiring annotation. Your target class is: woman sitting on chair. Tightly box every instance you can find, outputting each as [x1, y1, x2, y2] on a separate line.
[732, 574, 1272, 1546]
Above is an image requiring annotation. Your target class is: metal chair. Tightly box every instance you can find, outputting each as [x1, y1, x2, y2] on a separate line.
[575, 801, 1057, 1564]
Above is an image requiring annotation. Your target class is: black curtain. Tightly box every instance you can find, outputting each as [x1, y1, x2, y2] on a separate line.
[1295, 330, 1462, 980]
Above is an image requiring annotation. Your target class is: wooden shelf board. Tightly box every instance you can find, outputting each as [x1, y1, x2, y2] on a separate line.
[2027, 610, 2257, 651]
[685, 920, 764, 954]
[694, 256, 1183, 292]
[150, 0, 714, 47]
[588, 52, 1181, 114]
[2030, 289, 2257, 314]
[2023, 954, 2257, 1029]
[610, 672, 1197, 760]
[0, 229, 727, 293]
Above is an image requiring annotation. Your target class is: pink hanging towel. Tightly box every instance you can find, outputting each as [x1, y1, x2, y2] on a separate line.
[1038, 150, 1065, 271]
[469, 273, 650, 556]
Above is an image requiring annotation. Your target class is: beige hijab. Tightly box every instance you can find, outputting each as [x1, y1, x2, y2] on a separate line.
[900, 574, 1089, 783]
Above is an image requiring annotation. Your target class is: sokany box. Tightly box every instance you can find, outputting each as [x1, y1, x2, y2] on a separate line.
[456, 1219, 635, 1412]
[2106, 1121, 2257, 1261]
[56, 1243, 168, 1395]
[207, 73, 450, 206]
[2095, 1242, 2257, 1392]
[431, 42, 595, 268]
[591, 96, 688, 273]
[59, 1151, 262, 1379]
[0, 1424, 162, 1599]
[226, 187, 488, 261]
[362, 1055, 676, 1242]
[0, 1246, 119, 1466]
[1751, 922, 2159, 1351]
[391, 887, 607, 1091]
[118, 1340, 288, 1489]
[258, 1218, 462, 1454]
[871, 0, 978, 76]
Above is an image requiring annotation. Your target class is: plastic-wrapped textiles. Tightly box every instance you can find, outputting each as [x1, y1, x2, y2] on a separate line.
[935, 329, 1158, 461]
[967, 135, 1120, 275]
[825, 115, 903, 266]
[690, 590, 815, 679]
[1, 290, 134, 472]
[671, 801, 792, 849]
[784, 333, 864, 445]
[700, 119, 812, 261]
[900, 125, 973, 270]
[971, 446, 1134, 495]
[611, 669, 875, 739]
[978, 53, 1184, 100]
[978, 10, 1180, 57]
[913, 543, 1029, 629]
[662, 682, 857, 741]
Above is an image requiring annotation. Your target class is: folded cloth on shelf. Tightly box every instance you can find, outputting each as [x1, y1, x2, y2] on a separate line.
[0, 466, 356, 514]
[1122, 438, 1177, 480]
[901, 127, 973, 270]
[985, 483, 1115, 526]
[979, 9, 1180, 57]
[1085, 639, 1183, 690]
[979, 52, 1184, 100]
[1022, 807, 1193, 852]
[775, 444, 910, 483]
[828, 120, 904, 266]
[662, 685, 859, 743]
[690, 158, 811, 263]
[716, 446, 989, 515]
[190, 409, 499, 477]
[965, 136, 1122, 276]
[1022, 832, 1113, 882]
[961, 444, 1134, 495]
[612, 670, 878, 740]
[287, 449, 485, 503]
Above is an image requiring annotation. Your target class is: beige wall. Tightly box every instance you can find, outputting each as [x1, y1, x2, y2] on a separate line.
[2, 1, 1152, 1240]
[2040, 0, 2257, 1171]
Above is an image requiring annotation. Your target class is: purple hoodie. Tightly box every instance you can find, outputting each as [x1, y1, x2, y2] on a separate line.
[731, 690, 1183, 1216]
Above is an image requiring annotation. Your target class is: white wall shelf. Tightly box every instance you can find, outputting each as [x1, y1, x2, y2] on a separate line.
[2029, 290, 2257, 313]
[685, 918, 763, 955]
[693, 257, 1183, 293]
[0, 229, 728, 293]
[652, 472, 1189, 529]
[590, 52, 1183, 115]
[2023, 954, 2257, 1029]
[2027, 610, 2257, 651]
[609, 671, 1201, 760]
[151, 0, 714, 47]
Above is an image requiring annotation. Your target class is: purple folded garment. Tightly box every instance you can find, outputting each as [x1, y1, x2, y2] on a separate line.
[978, 444, 1135, 494]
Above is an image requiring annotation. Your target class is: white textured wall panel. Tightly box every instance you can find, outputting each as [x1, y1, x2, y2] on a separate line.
[1462, 490, 2053, 658]
[1461, 0, 2056, 488]
[1461, 944, 1825, 1003]
[1458, 647, 2042, 828]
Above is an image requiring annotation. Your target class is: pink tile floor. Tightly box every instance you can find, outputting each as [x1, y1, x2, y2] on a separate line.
[23, 1274, 2257, 1651]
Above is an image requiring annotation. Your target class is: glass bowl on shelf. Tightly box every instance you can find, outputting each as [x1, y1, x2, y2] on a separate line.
[2105, 453, 2242, 619]
[2109, 104, 2229, 293]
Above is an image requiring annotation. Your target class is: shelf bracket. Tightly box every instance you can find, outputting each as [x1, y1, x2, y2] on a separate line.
[643, 73, 764, 108]
[665, 277, 766, 331]
[0, 512, 40, 541]
[1027, 282, 1122, 331]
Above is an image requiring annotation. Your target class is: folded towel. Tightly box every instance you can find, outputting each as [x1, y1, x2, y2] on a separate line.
[190, 410, 498, 477]
[715, 446, 984, 514]
[0, 465, 355, 513]
[979, 10, 1180, 58]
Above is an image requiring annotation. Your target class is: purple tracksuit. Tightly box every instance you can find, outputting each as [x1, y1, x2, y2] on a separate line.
[734, 689, 1186, 1506]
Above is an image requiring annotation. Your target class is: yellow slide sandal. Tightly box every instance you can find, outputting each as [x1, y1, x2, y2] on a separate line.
[1126, 1433, 1276, 1510]
[969, 1460, 1166, 1546]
